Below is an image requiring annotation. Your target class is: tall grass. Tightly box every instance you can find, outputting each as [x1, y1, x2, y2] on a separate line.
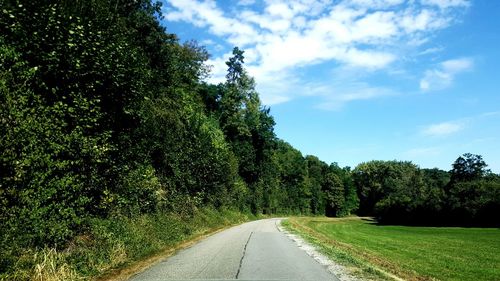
[0, 208, 256, 281]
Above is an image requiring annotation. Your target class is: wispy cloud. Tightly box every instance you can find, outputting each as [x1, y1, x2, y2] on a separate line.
[314, 84, 398, 110]
[480, 111, 500, 118]
[420, 111, 499, 138]
[421, 0, 470, 9]
[420, 57, 474, 91]
[421, 120, 465, 137]
[162, 0, 471, 105]
[418, 46, 444, 56]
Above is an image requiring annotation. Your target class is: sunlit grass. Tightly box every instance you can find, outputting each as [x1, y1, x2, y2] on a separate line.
[289, 217, 500, 281]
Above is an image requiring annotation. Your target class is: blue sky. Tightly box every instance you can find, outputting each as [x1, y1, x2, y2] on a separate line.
[160, 0, 500, 173]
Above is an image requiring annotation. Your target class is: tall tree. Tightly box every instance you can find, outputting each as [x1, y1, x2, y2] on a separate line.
[353, 160, 425, 219]
[305, 156, 328, 215]
[323, 172, 345, 217]
[450, 153, 489, 183]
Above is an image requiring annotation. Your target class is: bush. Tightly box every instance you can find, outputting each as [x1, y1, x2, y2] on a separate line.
[0, 209, 255, 280]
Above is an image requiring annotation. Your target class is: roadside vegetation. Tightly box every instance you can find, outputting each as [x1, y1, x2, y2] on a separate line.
[1, 1, 355, 279]
[8, 209, 257, 281]
[1, 1, 499, 280]
[285, 217, 500, 281]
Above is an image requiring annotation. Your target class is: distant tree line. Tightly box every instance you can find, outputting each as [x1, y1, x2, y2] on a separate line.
[353, 153, 500, 226]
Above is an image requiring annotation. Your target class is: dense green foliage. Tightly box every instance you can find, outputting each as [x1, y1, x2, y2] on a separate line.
[0, 1, 357, 277]
[353, 154, 500, 226]
[287, 217, 500, 281]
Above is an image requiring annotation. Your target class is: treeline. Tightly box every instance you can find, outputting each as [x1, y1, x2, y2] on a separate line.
[353, 153, 500, 226]
[0, 0, 357, 270]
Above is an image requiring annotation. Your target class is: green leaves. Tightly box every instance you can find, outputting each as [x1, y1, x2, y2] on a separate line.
[323, 172, 345, 217]
[226, 47, 245, 83]
[0, 2, 432, 276]
[450, 153, 489, 183]
[353, 157, 500, 226]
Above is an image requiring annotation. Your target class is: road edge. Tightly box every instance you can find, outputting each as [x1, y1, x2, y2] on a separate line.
[278, 219, 357, 281]
[97, 220, 254, 281]
[282, 217, 405, 281]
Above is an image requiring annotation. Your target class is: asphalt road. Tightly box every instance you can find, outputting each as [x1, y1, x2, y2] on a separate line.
[129, 218, 339, 281]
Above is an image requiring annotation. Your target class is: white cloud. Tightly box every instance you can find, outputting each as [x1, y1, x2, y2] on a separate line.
[316, 87, 396, 110]
[164, 0, 261, 47]
[302, 78, 398, 110]
[205, 56, 229, 84]
[441, 57, 474, 72]
[201, 39, 215, 45]
[399, 9, 451, 33]
[266, 3, 295, 19]
[420, 57, 474, 91]
[419, 112, 498, 138]
[421, 121, 465, 137]
[163, 0, 471, 106]
[418, 46, 444, 56]
[341, 48, 396, 68]
[421, 0, 470, 9]
[348, 0, 405, 8]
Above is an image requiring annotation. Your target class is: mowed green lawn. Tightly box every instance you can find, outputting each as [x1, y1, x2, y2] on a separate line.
[295, 217, 500, 281]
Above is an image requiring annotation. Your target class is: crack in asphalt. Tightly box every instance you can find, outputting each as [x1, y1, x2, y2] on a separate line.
[235, 231, 253, 279]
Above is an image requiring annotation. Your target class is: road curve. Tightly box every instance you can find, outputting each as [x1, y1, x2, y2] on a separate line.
[129, 218, 339, 281]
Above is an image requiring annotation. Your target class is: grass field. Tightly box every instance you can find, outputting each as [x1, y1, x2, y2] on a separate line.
[286, 217, 500, 281]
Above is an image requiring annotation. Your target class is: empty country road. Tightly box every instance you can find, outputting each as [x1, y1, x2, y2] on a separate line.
[129, 218, 339, 281]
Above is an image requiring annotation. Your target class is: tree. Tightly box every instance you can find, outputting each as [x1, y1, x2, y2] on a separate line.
[323, 172, 345, 217]
[446, 154, 498, 225]
[353, 160, 425, 221]
[417, 168, 449, 224]
[275, 141, 310, 214]
[450, 153, 489, 183]
[352, 161, 388, 216]
[447, 179, 500, 226]
[226, 47, 245, 82]
[341, 166, 359, 216]
[3, 0, 387, 275]
[217, 47, 280, 213]
[328, 163, 358, 216]
[305, 156, 328, 215]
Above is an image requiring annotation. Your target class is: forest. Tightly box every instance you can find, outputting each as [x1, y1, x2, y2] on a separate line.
[1, 0, 499, 279]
